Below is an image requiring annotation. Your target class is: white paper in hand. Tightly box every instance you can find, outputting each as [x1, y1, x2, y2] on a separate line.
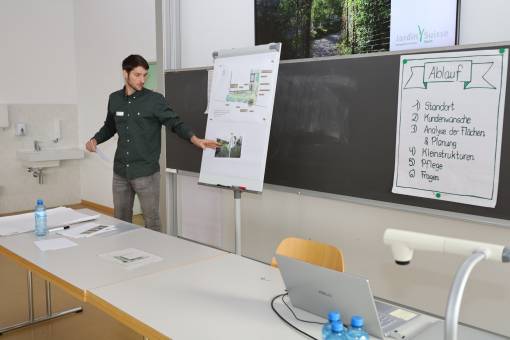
[95, 147, 111, 162]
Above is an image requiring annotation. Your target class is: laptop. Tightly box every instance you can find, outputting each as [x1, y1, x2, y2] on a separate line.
[276, 254, 417, 339]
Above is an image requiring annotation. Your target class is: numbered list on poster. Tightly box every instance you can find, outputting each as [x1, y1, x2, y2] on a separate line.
[393, 49, 508, 207]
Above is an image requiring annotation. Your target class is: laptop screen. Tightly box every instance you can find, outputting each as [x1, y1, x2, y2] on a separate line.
[275, 254, 384, 339]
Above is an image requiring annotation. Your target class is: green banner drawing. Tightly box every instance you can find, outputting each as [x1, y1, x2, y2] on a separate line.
[404, 60, 496, 90]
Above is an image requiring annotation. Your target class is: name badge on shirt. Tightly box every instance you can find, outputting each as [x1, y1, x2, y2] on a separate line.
[116, 111, 124, 117]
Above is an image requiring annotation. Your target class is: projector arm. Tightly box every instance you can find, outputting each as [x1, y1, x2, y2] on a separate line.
[383, 228, 510, 340]
[383, 228, 510, 265]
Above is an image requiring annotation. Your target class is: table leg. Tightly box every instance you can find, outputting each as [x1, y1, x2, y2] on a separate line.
[28, 270, 35, 322]
[45, 281, 52, 316]
[0, 270, 83, 335]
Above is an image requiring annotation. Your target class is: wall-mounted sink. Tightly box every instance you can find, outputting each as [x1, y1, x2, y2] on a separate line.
[17, 147, 84, 168]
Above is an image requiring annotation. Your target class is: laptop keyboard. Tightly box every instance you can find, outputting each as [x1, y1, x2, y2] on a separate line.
[375, 301, 413, 332]
[379, 311, 402, 329]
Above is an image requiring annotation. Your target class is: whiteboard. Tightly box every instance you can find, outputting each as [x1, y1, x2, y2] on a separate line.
[393, 48, 508, 207]
[199, 44, 281, 192]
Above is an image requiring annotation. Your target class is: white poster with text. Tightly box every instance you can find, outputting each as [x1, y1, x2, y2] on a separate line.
[393, 49, 508, 207]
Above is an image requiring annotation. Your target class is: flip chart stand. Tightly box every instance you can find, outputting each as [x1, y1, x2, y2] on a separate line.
[205, 184, 246, 255]
[198, 43, 281, 254]
[233, 187, 243, 255]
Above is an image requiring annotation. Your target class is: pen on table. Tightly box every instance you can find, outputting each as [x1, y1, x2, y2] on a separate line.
[48, 226, 70, 233]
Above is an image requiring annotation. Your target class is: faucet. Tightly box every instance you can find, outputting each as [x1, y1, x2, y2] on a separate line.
[34, 140, 41, 151]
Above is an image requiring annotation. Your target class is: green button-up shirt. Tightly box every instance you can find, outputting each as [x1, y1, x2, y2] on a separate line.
[93, 87, 194, 179]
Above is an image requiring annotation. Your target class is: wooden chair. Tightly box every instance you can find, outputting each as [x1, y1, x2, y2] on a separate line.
[271, 237, 344, 272]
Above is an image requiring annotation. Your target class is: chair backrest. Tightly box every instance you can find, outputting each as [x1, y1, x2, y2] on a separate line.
[271, 237, 344, 272]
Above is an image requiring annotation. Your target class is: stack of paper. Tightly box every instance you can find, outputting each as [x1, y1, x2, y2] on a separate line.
[0, 207, 99, 236]
[99, 248, 162, 270]
[57, 222, 116, 239]
[34, 238, 78, 251]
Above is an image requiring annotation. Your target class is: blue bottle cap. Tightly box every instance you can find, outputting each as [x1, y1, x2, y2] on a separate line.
[331, 321, 343, 333]
[36, 199, 44, 205]
[351, 315, 364, 327]
[327, 311, 340, 322]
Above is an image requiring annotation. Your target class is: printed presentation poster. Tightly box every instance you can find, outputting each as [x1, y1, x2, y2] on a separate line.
[199, 44, 281, 192]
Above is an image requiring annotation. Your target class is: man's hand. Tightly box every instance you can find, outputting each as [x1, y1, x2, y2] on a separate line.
[85, 138, 98, 152]
[190, 135, 220, 150]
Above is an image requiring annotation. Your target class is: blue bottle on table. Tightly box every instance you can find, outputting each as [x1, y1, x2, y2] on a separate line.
[325, 321, 346, 340]
[346, 315, 369, 340]
[34, 199, 47, 237]
[322, 311, 341, 339]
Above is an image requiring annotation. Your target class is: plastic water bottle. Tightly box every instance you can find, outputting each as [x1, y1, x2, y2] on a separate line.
[346, 316, 369, 340]
[34, 199, 47, 237]
[322, 311, 341, 339]
[325, 321, 346, 340]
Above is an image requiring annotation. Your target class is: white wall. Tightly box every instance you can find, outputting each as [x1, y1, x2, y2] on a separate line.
[459, 0, 510, 44]
[180, 0, 254, 68]
[75, 0, 156, 208]
[175, 0, 510, 336]
[0, 0, 159, 212]
[0, 0, 77, 104]
[0, 0, 81, 213]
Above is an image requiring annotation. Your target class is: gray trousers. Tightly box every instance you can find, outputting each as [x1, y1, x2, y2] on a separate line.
[112, 171, 161, 232]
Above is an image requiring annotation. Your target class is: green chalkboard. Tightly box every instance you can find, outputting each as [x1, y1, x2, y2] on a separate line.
[165, 44, 510, 221]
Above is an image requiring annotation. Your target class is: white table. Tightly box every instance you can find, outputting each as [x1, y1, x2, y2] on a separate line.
[0, 213, 225, 300]
[88, 253, 325, 340]
[0, 210, 225, 335]
[86, 253, 507, 340]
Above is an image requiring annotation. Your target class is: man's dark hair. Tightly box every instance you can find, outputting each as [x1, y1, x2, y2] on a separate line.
[122, 55, 149, 73]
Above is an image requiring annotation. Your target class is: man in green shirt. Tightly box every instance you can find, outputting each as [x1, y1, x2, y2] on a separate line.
[85, 55, 217, 232]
